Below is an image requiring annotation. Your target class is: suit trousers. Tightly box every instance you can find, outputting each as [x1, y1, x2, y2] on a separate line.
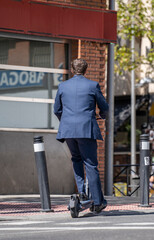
[66, 138, 105, 205]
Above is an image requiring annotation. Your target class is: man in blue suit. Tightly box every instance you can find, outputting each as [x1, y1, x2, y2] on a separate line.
[54, 58, 109, 213]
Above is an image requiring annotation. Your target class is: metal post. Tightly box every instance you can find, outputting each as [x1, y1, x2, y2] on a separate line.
[131, 17, 136, 179]
[139, 134, 151, 207]
[126, 167, 129, 196]
[105, 0, 115, 196]
[33, 136, 53, 212]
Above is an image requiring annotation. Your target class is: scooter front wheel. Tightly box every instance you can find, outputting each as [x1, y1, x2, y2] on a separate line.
[70, 207, 79, 218]
[69, 194, 80, 218]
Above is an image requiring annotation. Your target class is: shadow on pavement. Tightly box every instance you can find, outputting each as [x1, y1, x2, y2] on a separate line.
[80, 209, 154, 218]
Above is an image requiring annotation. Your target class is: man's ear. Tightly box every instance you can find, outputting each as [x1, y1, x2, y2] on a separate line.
[71, 67, 73, 74]
[83, 69, 87, 76]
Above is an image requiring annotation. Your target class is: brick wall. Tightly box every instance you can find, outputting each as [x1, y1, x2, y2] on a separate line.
[80, 41, 107, 186]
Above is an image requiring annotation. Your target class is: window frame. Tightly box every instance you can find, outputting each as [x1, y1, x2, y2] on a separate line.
[0, 33, 71, 133]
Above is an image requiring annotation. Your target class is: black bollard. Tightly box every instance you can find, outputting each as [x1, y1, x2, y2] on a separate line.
[139, 134, 151, 207]
[33, 136, 53, 212]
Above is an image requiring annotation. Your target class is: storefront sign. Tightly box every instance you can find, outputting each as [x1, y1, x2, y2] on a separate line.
[0, 70, 45, 89]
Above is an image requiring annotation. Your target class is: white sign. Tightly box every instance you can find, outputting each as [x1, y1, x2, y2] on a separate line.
[144, 157, 150, 166]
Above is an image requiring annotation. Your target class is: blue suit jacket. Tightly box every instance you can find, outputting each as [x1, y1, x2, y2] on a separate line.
[54, 75, 109, 142]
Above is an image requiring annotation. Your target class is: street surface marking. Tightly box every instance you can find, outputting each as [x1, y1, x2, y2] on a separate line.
[58, 221, 109, 225]
[0, 221, 53, 226]
[0, 226, 154, 231]
[116, 222, 154, 226]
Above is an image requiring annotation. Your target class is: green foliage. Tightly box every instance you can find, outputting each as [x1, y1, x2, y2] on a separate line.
[125, 124, 141, 144]
[117, 0, 151, 39]
[147, 49, 154, 66]
[115, 0, 154, 76]
[114, 45, 142, 75]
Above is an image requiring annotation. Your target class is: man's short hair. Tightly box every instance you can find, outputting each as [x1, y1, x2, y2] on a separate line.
[71, 58, 88, 75]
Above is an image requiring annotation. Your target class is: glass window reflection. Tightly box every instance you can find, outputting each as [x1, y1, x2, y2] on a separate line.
[0, 38, 69, 69]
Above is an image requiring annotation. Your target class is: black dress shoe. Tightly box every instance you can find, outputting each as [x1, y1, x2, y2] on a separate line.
[90, 200, 107, 213]
[79, 192, 89, 201]
[94, 201, 107, 213]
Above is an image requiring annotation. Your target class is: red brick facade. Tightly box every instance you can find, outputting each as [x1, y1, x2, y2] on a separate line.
[80, 41, 107, 185]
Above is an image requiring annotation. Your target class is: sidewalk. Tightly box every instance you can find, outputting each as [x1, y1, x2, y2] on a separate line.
[1, 194, 154, 220]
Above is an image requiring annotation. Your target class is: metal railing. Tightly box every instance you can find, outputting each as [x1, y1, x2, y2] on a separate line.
[113, 164, 140, 196]
[114, 163, 154, 197]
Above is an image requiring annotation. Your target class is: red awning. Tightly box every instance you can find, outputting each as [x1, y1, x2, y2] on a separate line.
[0, 0, 117, 43]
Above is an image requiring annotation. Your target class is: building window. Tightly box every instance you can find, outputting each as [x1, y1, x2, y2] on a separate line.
[0, 36, 70, 132]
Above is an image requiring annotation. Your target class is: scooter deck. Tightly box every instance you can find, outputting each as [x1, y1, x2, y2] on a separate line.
[79, 199, 93, 211]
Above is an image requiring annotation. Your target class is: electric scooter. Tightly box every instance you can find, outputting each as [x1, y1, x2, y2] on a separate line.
[68, 178, 93, 218]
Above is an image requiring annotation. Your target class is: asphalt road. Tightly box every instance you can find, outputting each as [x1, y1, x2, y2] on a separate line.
[1, 210, 154, 240]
